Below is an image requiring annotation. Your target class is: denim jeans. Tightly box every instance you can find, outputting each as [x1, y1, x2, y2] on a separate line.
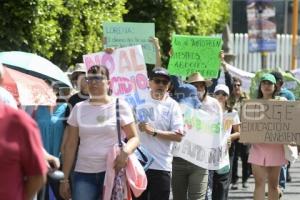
[172, 157, 208, 200]
[72, 171, 106, 200]
[279, 165, 287, 190]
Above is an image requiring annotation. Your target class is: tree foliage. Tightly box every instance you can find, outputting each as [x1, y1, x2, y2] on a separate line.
[0, 0, 127, 70]
[124, 0, 230, 62]
[0, 0, 229, 69]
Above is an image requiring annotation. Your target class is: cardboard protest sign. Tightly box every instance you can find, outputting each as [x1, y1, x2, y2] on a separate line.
[172, 104, 229, 170]
[103, 22, 155, 64]
[83, 45, 149, 108]
[240, 100, 300, 145]
[168, 34, 222, 78]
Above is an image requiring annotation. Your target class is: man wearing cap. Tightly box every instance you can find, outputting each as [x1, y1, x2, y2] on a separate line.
[134, 67, 184, 200]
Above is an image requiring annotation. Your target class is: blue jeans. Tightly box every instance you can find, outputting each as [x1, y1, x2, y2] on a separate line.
[279, 165, 287, 190]
[72, 171, 106, 200]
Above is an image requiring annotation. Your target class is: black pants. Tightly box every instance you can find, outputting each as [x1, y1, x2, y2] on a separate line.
[231, 141, 250, 184]
[212, 170, 231, 200]
[134, 169, 170, 200]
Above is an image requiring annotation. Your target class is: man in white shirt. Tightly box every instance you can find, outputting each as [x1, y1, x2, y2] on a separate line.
[134, 67, 184, 200]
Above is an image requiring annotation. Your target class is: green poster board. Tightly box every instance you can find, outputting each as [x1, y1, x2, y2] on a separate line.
[168, 34, 222, 78]
[103, 22, 155, 64]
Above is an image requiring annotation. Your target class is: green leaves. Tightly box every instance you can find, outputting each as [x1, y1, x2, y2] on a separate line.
[0, 0, 228, 70]
[124, 0, 230, 66]
[0, 0, 127, 70]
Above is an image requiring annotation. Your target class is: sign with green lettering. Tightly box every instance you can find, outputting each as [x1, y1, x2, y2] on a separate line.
[103, 22, 155, 64]
[168, 34, 222, 78]
[240, 100, 300, 145]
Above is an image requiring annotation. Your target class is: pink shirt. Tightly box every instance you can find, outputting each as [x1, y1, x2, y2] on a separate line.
[67, 98, 134, 173]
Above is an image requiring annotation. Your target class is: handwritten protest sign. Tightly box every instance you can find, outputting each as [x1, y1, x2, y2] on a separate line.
[103, 22, 155, 64]
[240, 100, 300, 145]
[172, 104, 228, 170]
[83, 45, 149, 107]
[168, 34, 222, 78]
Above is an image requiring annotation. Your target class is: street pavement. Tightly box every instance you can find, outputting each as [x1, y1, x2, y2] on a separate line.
[228, 160, 300, 200]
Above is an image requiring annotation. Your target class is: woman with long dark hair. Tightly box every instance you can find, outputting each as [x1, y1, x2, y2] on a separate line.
[248, 73, 287, 200]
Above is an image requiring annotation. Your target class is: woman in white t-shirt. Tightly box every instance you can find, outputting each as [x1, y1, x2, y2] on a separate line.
[60, 65, 139, 200]
[211, 84, 240, 200]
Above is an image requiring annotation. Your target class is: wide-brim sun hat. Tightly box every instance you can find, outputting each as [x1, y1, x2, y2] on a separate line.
[214, 84, 230, 96]
[186, 72, 212, 87]
[70, 63, 86, 80]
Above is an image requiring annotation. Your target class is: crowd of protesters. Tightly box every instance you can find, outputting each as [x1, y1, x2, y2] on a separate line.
[0, 33, 299, 200]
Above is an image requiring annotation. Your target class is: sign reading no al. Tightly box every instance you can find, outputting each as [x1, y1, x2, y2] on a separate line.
[240, 100, 300, 145]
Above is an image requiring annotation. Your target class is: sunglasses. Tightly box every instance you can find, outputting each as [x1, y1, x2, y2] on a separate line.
[152, 78, 170, 85]
[85, 75, 106, 82]
[214, 91, 228, 96]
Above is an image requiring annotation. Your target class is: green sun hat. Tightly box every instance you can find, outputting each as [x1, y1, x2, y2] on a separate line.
[260, 73, 276, 84]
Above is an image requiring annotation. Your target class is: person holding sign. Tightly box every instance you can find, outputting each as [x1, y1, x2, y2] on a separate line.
[60, 65, 139, 200]
[210, 84, 241, 200]
[172, 72, 221, 200]
[248, 73, 288, 200]
[187, 72, 220, 115]
[135, 67, 184, 200]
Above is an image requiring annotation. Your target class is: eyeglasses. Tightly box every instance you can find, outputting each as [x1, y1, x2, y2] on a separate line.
[233, 84, 241, 87]
[152, 78, 170, 85]
[214, 91, 228, 96]
[85, 75, 106, 82]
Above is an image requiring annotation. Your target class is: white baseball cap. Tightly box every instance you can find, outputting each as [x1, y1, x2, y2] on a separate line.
[214, 84, 230, 96]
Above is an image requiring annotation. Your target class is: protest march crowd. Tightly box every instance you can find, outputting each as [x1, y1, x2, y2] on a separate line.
[1, 29, 299, 200]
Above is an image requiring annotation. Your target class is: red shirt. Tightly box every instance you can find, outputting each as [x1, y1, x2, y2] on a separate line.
[0, 103, 47, 200]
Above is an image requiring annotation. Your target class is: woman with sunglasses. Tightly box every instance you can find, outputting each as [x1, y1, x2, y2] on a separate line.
[248, 74, 287, 200]
[60, 65, 139, 200]
[210, 84, 240, 200]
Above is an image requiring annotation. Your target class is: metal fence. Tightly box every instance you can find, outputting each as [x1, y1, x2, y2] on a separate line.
[231, 33, 298, 72]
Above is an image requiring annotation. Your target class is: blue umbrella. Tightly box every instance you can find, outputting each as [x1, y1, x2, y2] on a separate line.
[0, 51, 72, 87]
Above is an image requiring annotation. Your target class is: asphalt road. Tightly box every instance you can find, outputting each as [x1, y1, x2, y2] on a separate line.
[228, 160, 300, 200]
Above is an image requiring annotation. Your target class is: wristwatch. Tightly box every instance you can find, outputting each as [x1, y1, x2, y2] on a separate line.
[152, 130, 158, 137]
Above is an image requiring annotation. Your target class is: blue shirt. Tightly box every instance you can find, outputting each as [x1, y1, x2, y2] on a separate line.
[279, 88, 295, 101]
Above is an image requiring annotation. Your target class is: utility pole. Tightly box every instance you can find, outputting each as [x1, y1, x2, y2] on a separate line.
[284, 0, 289, 34]
[291, 0, 299, 70]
